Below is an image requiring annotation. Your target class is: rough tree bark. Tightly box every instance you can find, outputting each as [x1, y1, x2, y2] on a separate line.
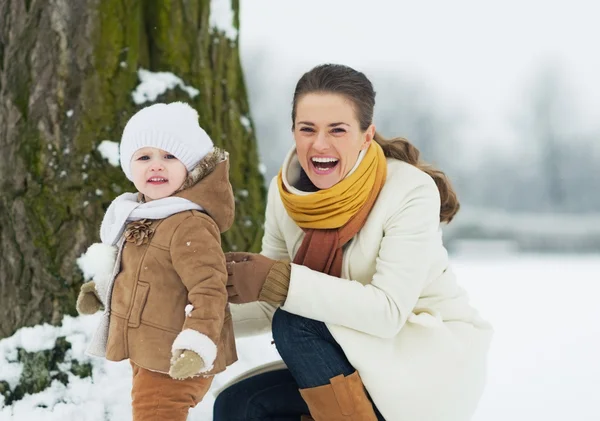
[0, 0, 265, 339]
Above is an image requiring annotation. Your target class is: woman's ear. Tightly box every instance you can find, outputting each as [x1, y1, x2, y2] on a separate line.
[361, 124, 376, 150]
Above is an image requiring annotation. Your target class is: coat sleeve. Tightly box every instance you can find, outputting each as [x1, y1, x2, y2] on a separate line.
[260, 176, 290, 261]
[169, 214, 228, 372]
[231, 177, 286, 338]
[281, 178, 441, 339]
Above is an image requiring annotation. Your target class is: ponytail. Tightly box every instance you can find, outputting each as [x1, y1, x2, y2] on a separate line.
[374, 132, 460, 223]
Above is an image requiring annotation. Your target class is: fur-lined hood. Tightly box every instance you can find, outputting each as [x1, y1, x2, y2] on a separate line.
[175, 147, 235, 233]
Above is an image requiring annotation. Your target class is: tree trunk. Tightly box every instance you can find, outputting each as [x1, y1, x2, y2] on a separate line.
[0, 0, 265, 339]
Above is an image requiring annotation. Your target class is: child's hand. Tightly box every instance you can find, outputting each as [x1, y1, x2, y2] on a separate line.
[169, 350, 205, 380]
[76, 281, 103, 315]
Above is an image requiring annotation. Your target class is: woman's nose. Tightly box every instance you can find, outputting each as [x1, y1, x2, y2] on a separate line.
[313, 131, 329, 151]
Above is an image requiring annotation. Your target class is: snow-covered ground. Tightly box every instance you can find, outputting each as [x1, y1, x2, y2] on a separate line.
[1, 254, 599, 421]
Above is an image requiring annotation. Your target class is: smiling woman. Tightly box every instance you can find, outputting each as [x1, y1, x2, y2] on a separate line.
[216, 64, 493, 421]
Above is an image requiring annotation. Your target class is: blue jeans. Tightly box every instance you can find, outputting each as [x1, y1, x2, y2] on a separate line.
[213, 308, 385, 420]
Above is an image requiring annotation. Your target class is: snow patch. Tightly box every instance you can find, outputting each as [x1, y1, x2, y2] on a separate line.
[258, 163, 267, 175]
[240, 116, 251, 131]
[131, 69, 199, 105]
[210, 0, 238, 40]
[0, 316, 98, 391]
[97, 140, 120, 167]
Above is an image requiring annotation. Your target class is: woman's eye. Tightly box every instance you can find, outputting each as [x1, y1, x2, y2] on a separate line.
[137, 156, 149, 161]
[299, 127, 314, 133]
[165, 154, 176, 159]
[331, 128, 346, 134]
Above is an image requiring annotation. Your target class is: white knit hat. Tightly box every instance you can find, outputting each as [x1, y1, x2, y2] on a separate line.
[119, 102, 214, 181]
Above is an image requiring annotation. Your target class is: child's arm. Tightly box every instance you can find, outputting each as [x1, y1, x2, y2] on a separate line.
[168, 213, 228, 376]
[76, 242, 119, 315]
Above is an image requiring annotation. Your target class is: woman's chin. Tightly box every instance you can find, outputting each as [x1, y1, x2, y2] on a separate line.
[309, 173, 339, 190]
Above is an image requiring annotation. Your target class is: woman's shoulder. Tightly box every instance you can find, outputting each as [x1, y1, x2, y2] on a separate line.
[373, 159, 441, 228]
[386, 157, 435, 184]
[382, 158, 438, 199]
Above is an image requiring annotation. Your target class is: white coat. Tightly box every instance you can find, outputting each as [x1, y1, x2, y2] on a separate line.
[230, 148, 493, 421]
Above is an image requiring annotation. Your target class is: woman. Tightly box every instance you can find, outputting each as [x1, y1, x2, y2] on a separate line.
[214, 64, 493, 421]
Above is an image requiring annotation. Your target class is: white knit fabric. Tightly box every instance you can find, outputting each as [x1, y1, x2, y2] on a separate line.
[99, 192, 202, 246]
[119, 102, 214, 181]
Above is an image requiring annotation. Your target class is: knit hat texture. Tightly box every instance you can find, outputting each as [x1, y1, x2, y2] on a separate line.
[119, 102, 214, 181]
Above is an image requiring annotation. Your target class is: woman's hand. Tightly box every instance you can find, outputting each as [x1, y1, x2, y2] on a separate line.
[225, 252, 277, 304]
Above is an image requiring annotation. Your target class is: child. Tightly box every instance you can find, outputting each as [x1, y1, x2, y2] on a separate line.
[76, 102, 237, 420]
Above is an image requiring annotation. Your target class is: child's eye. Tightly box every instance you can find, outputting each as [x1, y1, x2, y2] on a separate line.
[137, 155, 149, 161]
[165, 154, 176, 159]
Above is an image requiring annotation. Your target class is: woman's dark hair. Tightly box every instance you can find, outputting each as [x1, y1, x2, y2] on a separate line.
[291, 64, 459, 223]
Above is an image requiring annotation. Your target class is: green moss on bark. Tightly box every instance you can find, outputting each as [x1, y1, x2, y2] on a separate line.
[3, 0, 265, 342]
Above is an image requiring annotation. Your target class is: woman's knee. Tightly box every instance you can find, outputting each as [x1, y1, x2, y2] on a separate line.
[272, 308, 330, 346]
[213, 384, 245, 420]
[272, 308, 305, 346]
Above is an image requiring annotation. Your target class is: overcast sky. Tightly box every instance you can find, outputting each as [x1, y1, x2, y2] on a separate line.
[239, 0, 599, 159]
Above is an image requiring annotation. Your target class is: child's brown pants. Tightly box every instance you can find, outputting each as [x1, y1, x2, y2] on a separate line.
[131, 361, 213, 421]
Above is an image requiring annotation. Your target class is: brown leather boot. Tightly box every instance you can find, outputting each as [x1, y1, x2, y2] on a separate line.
[299, 371, 377, 420]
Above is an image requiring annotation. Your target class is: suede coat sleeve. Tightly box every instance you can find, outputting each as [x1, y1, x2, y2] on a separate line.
[170, 213, 228, 368]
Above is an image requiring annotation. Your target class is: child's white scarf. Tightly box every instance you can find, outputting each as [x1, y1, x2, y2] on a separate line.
[99, 193, 202, 245]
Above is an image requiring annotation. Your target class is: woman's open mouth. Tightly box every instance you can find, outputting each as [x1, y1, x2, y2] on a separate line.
[310, 157, 339, 175]
[147, 176, 168, 185]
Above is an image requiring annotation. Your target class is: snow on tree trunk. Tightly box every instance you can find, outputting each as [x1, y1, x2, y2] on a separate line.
[0, 0, 265, 338]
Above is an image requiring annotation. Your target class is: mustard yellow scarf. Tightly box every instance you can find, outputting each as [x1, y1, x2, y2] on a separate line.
[278, 141, 387, 229]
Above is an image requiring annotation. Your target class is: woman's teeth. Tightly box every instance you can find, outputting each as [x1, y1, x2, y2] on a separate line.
[312, 157, 338, 163]
[311, 157, 339, 172]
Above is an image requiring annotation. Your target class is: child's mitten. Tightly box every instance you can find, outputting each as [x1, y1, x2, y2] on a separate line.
[169, 350, 205, 380]
[76, 281, 103, 315]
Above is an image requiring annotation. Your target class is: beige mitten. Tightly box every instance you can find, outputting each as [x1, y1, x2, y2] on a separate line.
[169, 350, 206, 380]
[76, 281, 103, 315]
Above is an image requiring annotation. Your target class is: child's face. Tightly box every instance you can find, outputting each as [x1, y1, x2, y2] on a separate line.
[130, 147, 187, 200]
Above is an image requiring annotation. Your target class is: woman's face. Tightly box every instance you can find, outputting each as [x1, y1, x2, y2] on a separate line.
[293, 93, 374, 190]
